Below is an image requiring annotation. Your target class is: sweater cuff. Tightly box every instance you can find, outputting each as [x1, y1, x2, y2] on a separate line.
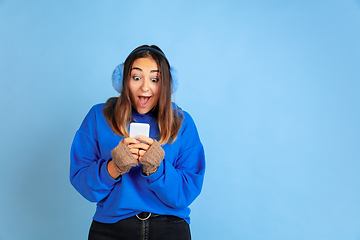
[141, 160, 164, 182]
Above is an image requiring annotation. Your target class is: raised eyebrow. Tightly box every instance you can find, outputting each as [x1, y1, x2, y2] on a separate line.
[131, 67, 142, 72]
[131, 67, 159, 73]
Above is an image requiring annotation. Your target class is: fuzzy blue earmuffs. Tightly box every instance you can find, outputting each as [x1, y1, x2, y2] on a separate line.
[111, 47, 178, 94]
[112, 63, 125, 93]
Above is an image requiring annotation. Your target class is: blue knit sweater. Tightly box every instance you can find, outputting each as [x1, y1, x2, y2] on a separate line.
[70, 103, 205, 224]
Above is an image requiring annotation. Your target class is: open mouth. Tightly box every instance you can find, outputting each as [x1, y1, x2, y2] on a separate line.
[138, 96, 151, 107]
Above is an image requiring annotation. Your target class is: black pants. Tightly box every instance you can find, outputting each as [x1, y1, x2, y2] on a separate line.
[88, 213, 191, 240]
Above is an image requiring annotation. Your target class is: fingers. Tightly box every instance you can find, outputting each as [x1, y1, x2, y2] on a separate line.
[128, 148, 139, 155]
[122, 138, 141, 161]
[128, 148, 140, 161]
[129, 143, 148, 162]
[136, 135, 154, 145]
[123, 136, 155, 161]
[138, 149, 147, 158]
[129, 135, 153, 151]
[122, 137, 140, 145]
[129, 142, 150, 151]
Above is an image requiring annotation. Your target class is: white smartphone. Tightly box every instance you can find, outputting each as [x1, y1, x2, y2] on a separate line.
[129, 123, 150, 139]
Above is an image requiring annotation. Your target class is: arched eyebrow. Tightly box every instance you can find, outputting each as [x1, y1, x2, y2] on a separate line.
[131, 67, 159, 73]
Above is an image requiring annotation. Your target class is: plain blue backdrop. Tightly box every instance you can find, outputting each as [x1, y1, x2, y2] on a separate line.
[1, 0, 360, 239]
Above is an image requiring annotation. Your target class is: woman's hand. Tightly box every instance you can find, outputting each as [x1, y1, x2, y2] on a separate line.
[123, 137, 142, 161]
[108, 138, 140, 179]
[130, 136, 164, 175]
[128, 136, 154, 161]
[108, 136, 164, 178]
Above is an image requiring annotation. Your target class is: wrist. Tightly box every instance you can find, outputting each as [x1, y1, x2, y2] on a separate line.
[107, 160, 121, 179]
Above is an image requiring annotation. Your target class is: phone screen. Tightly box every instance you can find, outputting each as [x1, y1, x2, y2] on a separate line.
[129, 123, 150, 138]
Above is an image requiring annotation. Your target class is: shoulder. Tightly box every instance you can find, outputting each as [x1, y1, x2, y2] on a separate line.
[84, 103, 107, 120]
[172, 103, 199, 138]
[78, 103, 106, 132]
[91, 103, 106, 113]
[171, 104, 203, 156]
[172, 103, 195, 125]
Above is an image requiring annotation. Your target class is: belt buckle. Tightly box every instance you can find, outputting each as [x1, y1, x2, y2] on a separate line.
[136, 212, 152, 221]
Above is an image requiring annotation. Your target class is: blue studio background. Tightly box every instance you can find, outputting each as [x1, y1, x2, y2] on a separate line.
[1, 0, 360, 239]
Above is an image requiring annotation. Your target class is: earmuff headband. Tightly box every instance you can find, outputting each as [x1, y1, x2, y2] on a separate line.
[126, 47, 169, 66]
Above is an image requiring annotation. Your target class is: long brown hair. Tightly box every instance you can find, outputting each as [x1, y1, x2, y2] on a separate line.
[104, 45, 182, 145]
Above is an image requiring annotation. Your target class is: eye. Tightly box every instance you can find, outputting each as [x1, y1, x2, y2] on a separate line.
[151, 78, 159, 82]
[132, 76, 141, 81]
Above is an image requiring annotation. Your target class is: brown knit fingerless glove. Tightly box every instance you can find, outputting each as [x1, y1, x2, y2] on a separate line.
[111, 140, 138, 175]
[140, 140, 165, 175]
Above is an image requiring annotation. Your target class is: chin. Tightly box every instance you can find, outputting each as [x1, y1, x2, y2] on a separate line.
[136, 107, 151, 114]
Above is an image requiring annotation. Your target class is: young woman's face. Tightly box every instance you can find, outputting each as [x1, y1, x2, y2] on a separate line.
[128, 57, 161, 114]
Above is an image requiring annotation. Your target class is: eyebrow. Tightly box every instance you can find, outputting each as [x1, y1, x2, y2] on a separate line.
[131, 67, 159, 73]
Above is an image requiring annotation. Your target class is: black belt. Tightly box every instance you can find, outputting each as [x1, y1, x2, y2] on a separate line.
[135, 212, 160, 221]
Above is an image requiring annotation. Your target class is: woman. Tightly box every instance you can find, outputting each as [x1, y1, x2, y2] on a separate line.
[70, 45, 205, 240]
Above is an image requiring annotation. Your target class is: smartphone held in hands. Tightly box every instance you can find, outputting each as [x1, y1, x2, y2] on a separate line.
[129, 123, 150, 139]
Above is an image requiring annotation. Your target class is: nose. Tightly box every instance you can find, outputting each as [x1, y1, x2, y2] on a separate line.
[141, 79, 149, 92]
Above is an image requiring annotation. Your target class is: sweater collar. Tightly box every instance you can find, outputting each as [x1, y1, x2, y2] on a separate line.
[132, 107, 155, 119]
